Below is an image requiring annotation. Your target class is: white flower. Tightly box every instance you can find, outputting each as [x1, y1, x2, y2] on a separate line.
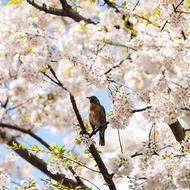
[109, 87, 134, 129]
[0, 168, 11, 186]
[5, 153, 19, 163]
[47, 157, 69, 175]
[174, 157, 190, 188]
[76, 134, 93, 147]
[110, 154, 133, 176]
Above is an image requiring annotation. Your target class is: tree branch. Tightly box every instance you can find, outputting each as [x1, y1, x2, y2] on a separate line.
[161, 0, 184, 31]
[117, 129, 123, 154]
[131, 106, 151, 113]
[26, 0, 96, 24]
[169, 120, 185, 142]
[0, 123, 86, 187]
[0, 123, 50, 149]
[7, 137, 88, 189]
[46, 67, 117, 190]
[89, 122, 109, 137]
[103, 0, 133, 29]
[69, 94, 116, 190]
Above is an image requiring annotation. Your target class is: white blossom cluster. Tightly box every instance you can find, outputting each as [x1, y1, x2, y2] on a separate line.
[0, 168, 11, 189]
[143, 157, 176, 190]
[181, 135, 190, 152]
[109, 87, 134, 129]
[47, 157, 69, 175]
[5, 153, 19, 163]
[145, 92, 179, 124]
[173, 156, 190, 188]
[141, 140, 161, 157]
[0, 0, 190, 189]
[21, 175, 38, 189]
[43, 185, 58, 190]
[76, 134, 93, 147]
[109, 154, 134, 176]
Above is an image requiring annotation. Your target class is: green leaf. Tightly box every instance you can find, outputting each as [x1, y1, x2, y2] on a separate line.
[7, 0, 23, 5]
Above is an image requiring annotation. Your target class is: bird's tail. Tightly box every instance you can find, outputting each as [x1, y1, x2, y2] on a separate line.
[99, 127, 106, 146]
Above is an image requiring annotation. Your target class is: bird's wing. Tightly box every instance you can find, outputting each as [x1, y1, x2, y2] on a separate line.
[100, 105, 107, 124]
[90, 122, 96, 131]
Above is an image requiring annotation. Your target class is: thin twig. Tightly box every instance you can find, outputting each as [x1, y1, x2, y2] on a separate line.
[176, 10, 190, 14]
[148, 122, 155, 141]
[103, 57, 131, 76]
[161, 0, 184, 31]
[7, 98, 34, 111]
[118, 129, 123, 154]
[160, 20, 168, 31]
[175, 0, 184, 10]
[77, 175, 101, 190]
[89, 122, 109, 137]
[131, 106, 151, 113]
[131, 152, 142, 158]
[133, 0, 140, 11]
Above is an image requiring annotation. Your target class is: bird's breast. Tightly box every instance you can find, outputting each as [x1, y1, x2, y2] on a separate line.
[88, 103, 101, 127]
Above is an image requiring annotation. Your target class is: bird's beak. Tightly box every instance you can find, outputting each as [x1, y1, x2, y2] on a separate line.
[86, 97, 90, 99]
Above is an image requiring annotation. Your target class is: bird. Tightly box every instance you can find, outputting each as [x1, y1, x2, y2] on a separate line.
[87, 96, 107, 146]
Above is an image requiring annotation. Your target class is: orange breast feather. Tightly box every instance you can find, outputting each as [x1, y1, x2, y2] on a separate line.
[88, 103, 101, 126]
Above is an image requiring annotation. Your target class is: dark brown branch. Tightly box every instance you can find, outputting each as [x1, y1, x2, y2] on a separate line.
[133, 0, 140, 11]
[89, 122, 109, 137]
[26, 0, 96, 24]
[131, 106, 151, 113]
[117, 129, 123, 154]
[103, 57, 131, 76]
[131, 152, 142, 158]
[47, 66, 117, 190]
[160, 20, 168, 31]
[7, 137, 88, 189]
[69, 94, 89, 135]
[59, 0, 70, 9]
[176, 10, 190, 14]
[104, 0, 119, 11]
[0, 123, 50, 149]
[161, 0, 184, 31]
[175, 0, 184, 11]
[148, 122, 155, 141]
[69, 95, 117, 190]
[181, 107, 190, 111]
[169, 120, 185, 142]
[0, 123, 85, 187]
[103, 0, 133, 29]
[181, 30, 187, 40]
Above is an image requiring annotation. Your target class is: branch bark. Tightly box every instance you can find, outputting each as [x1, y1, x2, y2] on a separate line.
[69, 94, 117, 190]
[169, 120, 185, 142]
[43, 66, 117, 190]
[7, 137, 88, 189]
[104, 0, 133, 30]
[0, 123, 86, 188]
[26, 0, 96, 24]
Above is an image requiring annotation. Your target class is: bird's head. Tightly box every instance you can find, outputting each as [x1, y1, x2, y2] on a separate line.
[87, 96, 100, 104]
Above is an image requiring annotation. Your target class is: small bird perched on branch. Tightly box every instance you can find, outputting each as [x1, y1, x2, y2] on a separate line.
[87, 96, 107, 146]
